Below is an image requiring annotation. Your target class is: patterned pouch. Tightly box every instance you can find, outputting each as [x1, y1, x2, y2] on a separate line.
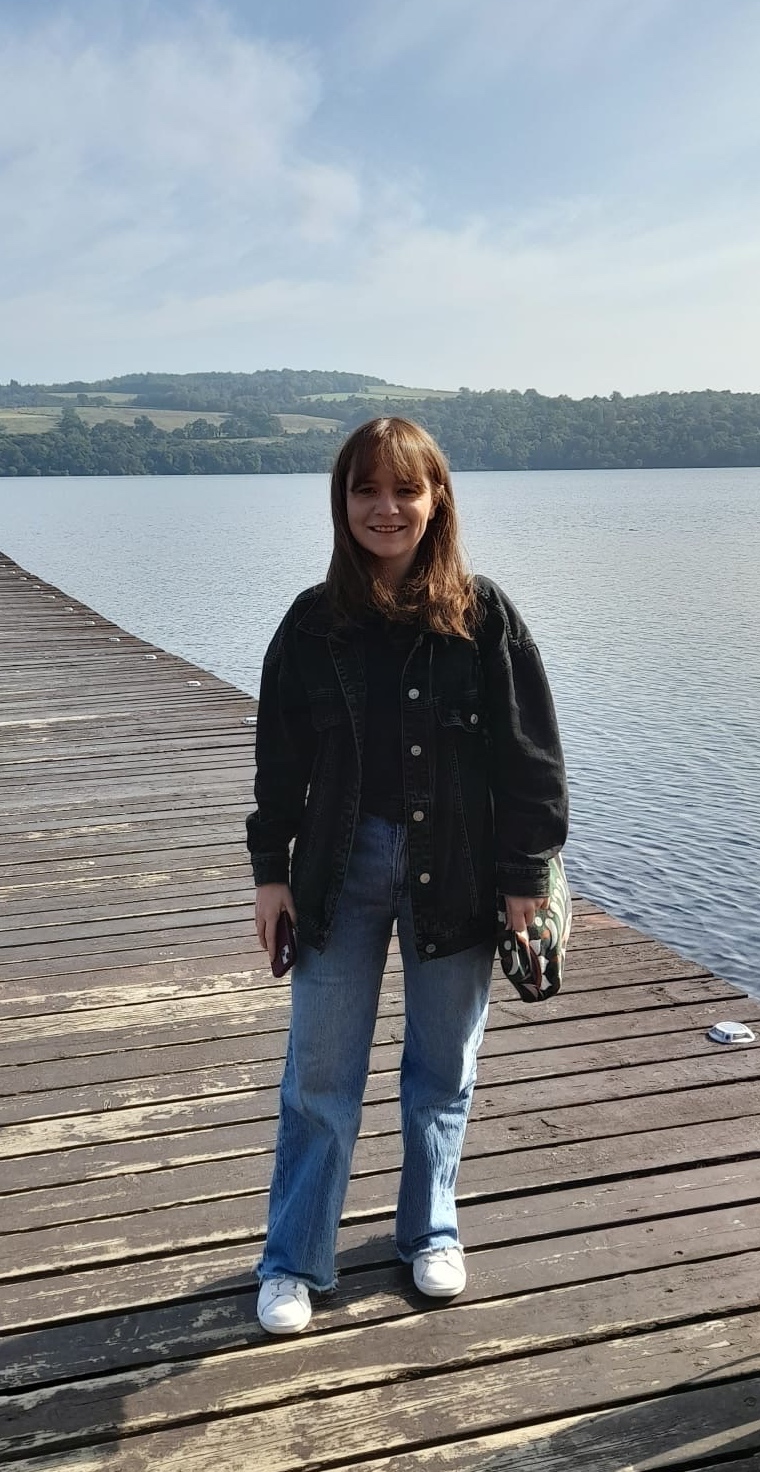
[496, 855, 572, 1002]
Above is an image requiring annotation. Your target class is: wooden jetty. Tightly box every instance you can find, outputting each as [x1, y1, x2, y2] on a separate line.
[1, 548, 760, 1472]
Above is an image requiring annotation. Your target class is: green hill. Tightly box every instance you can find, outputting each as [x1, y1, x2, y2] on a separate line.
[1, 370, 759, 476]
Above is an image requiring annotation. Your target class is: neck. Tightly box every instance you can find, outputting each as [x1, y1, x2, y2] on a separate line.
[374, 551, 417, 589]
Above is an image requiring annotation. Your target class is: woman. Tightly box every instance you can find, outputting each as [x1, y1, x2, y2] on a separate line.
[246, 417, 568, 1334]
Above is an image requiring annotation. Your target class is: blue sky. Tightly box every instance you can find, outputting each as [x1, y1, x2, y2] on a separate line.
[2, 0, 759, 393]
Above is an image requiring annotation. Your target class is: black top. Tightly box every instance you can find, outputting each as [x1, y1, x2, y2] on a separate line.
[360, 613, 419, 823]
[247, 577, 569, 961]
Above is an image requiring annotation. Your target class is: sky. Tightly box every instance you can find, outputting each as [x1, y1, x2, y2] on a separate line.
[1, 0, 759, 395]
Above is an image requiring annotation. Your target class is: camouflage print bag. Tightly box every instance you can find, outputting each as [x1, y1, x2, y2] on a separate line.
[496, 854, 572, 1003]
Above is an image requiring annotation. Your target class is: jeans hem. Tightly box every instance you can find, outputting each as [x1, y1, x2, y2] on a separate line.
[255, 1261, 338, 1294]
[394, 1235, 463, 1264]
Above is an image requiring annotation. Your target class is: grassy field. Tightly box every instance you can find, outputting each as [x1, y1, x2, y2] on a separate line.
[54, 391, 138, 403]
[0, 407, 228, 435]
[0, 390, 452, 438]
[300, 384, 457, 402]
[277, 413, 342, 433]
[0, 409, 62, 434]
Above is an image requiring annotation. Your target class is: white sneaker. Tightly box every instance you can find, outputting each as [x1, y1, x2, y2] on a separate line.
[413, 1245, 467, 1298]
[257, 1276, 312, 1334]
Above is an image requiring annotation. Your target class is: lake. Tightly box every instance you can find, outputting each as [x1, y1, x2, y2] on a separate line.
[2, 467, 759, 999]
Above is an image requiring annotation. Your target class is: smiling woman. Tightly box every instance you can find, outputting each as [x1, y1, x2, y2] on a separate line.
[246, 414, 568, 1333]
[346, 461, 437, 584]
[327, 416, 476, 636]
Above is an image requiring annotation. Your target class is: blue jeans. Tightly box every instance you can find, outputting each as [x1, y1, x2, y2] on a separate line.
[258, 814, 494, 1291]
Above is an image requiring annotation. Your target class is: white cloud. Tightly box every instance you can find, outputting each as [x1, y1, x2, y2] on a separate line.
[1, 2, 759, 393]
[0, 8, 339, 314]
[293, 163, 363, 244]
[11, 193, 754, 394]
[346, 0, 682, 84]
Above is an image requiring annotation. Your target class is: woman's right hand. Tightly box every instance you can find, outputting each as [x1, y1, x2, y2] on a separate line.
[256, 883, 297, 963]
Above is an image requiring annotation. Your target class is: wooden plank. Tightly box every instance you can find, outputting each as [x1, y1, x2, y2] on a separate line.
[3, 1253, 760, 1461]
[0, 977, 740, 1056]
[321, 1426, 760, 1471]
[0, 926, 699, 984]
[0, 1314, 758, 1471]
[5, 1154, 760, 1285]
[9, 1120, 760, 1243]
[4, 554, 760, 1472]
[0, 951, 716, 1024]
[4, 1085, 760, 1206]
[0, 980, 745, 1074]
[5, 1184, 760, 1385]
[5, 1022, 758, 1127]
[0, 991, 749, 1086]
[0, 903, 633, 955]
[1, 1011, 758, 1128]
[5, 1152, 760, 1332]
[3, 1049, 760, 1163]
[0, 847, 248, 878]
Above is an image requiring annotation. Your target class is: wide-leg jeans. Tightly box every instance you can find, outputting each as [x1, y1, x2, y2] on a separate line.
[257, 814, 494, 1291]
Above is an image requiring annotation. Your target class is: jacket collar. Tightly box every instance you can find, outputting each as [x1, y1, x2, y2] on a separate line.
[295, 583, 429, 645]
[295, 585, 345, 638]
[295, 584, 387, 642]
[296, 579, 363, 638]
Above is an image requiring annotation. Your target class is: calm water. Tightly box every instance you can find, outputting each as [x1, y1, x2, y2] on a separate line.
[2, 468, 759, 999]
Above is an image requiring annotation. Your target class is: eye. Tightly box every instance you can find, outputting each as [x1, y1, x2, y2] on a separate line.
[349, 484, 376, 496]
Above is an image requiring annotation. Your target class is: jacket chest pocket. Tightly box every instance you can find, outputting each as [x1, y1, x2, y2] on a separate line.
[309, 693, 349, 732]
[435, 696, 485, 735]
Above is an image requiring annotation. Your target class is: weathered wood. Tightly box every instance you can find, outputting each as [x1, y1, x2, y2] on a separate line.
[0, 1002, 749, 1108]
[0, 976, 739, 1060]
[4, 1021, 757, 1127]
[4, 1151, 760, 1335]
[3, 552, 760, 1472]
[3, 1051, 760, 1164]
[3, 1254, 760, 1459]
[4, 1183, 760, 1386]
[5, 1103, 760, 1227]
[323, 1426, 760, 1471]
[5, 1154, 760, 1289]
[1, 1316, 758, 1471]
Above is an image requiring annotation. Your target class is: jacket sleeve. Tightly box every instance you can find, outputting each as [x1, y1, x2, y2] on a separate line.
[477, 585, 569, 897]
[245, 612, 315, 887]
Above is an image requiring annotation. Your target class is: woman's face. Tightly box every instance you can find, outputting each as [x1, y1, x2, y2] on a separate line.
[346, 459, 437, 586]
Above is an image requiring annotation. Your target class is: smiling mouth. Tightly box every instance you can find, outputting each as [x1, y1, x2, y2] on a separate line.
[370, 527, 405, 533]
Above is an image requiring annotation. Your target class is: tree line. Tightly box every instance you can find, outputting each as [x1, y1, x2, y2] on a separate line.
[1, 375, 760, 475]
[0, 410, 337, 477]
[301, 387, 760, 470]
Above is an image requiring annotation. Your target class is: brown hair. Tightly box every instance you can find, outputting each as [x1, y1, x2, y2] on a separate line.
[325, 417, 480, 638]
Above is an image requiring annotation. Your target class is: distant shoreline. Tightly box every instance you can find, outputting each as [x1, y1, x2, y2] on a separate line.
[2, 371, 760, 477]
[3, 461, 759, 479]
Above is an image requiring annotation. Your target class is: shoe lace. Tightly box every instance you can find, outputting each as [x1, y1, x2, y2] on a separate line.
[269, 1275, 305, 1298]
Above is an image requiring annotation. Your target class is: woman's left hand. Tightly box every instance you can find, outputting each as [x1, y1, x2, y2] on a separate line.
[506, 895, 548, 934]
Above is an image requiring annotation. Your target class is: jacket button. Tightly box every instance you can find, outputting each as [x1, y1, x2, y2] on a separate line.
[419, 872, 431, 884]
[470, 713, 479, 725]
[412, 809, 424, 822]
[410, 744, 422, 756]
[408, 687, 420, 699]
[426, 943, 437, 954]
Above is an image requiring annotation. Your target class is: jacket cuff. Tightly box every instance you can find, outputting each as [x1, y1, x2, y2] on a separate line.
[251, 853, 291, 887]
[497, 859, 551, 897]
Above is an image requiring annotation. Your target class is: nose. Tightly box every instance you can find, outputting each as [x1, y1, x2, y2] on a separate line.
[376, 489, 400, 516]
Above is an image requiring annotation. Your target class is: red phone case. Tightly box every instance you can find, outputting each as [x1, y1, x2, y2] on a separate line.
[272, 910, 297, 977]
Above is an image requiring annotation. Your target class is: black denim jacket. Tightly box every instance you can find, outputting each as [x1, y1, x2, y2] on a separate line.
[246, 576, 568, 962]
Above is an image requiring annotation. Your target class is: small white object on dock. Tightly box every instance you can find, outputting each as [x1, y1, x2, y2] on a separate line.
[707, 1020, 756, 1044]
